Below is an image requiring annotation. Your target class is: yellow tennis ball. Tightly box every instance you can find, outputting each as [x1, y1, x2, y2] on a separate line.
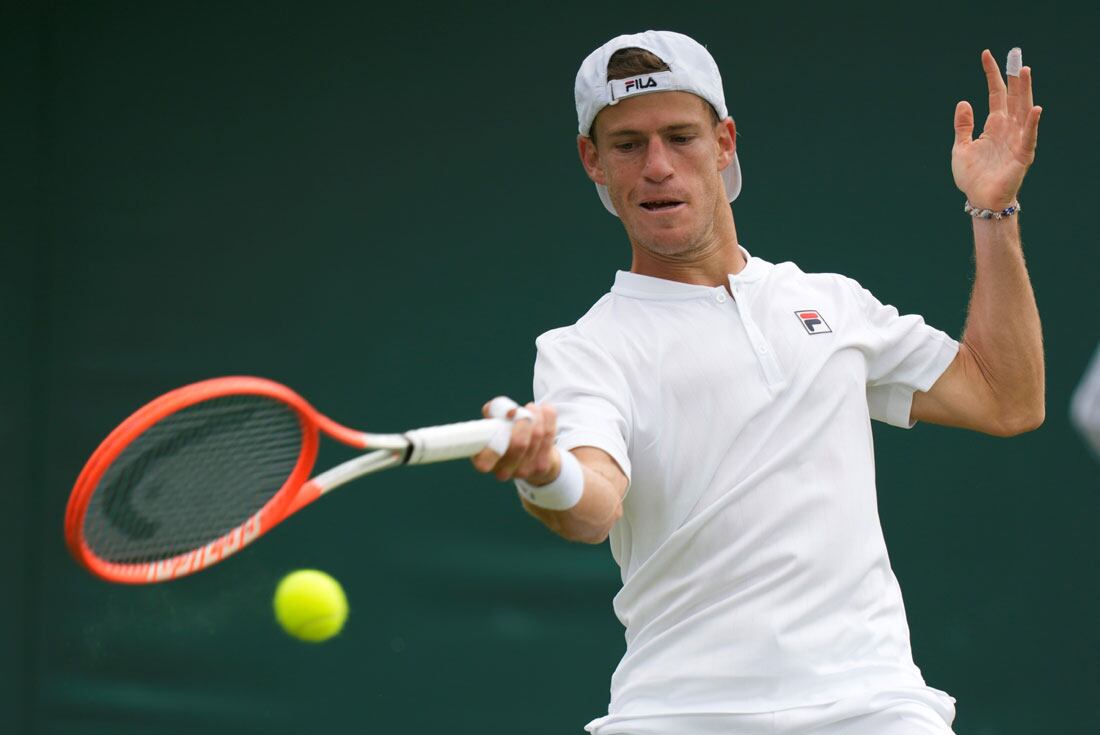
[273, 569, 348, 642]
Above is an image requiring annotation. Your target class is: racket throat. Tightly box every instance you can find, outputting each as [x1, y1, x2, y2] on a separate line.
[310, 450, 403, 494]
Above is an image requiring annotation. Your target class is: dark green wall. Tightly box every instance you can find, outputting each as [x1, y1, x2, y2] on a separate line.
[10, 1, 1099, 733]
[4, 3, 46, 734]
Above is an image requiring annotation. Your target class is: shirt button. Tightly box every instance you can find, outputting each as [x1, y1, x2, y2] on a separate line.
[757, 345, 768, 354]
[716, 293, 727, 303]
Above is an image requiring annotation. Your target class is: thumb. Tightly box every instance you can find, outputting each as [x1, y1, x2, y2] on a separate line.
[486, 395, 520, 419]
[954, 100, 974, 147]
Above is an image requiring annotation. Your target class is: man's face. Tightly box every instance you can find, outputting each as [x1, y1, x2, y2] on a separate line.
[580, 91, 736, 258]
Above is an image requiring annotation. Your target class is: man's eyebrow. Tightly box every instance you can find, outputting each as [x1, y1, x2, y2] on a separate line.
[605, 122, 703, 138]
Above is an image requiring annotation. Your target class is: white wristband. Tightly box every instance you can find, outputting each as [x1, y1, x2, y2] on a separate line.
[514, 449, 584, 510]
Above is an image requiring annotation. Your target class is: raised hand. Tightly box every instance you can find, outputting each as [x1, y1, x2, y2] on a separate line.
[952, 48, 1042, 212]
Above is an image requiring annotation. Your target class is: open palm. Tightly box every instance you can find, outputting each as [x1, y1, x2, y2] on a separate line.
[952, 49, 1042, 212]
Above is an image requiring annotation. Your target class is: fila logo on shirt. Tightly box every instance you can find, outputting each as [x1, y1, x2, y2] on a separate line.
[624, 76, 659, 92]
[795, 310, 832, 335]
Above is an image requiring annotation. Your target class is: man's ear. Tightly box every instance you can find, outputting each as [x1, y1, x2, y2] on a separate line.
[716, 117, 736, 171]
[578, 134, 607, 185]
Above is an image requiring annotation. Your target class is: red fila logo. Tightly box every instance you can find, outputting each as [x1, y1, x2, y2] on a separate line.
[795, 310, 832, 334]
[624, 76, 659, 92]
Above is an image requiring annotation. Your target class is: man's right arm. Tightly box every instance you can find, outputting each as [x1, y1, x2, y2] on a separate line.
[518, 446, 628, 544]
[470, 402, 628, 544]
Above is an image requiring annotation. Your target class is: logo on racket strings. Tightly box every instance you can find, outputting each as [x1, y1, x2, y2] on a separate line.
[141, 512, 263, 582]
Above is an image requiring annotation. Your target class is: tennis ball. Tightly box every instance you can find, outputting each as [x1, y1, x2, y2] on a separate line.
[273, 569, 348, 642]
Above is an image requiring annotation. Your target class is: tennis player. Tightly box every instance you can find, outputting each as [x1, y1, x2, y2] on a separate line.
[473, 30, 1043, 735]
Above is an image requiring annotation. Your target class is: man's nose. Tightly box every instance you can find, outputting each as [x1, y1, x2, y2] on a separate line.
[642, 139, 673, 183]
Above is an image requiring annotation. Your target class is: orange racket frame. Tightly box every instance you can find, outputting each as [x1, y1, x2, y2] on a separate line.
[65, 376, 509, 584]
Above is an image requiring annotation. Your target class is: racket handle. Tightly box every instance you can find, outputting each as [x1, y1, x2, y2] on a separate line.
[405, 418, 512, 464]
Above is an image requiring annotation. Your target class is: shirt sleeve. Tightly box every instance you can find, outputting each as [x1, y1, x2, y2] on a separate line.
[532, 326, 633, 480]
[846, 278, 960, 429]
[1071, 341, 1100, 459]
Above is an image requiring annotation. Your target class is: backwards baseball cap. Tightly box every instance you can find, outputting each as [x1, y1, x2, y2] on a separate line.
[574, 30, 742, 217]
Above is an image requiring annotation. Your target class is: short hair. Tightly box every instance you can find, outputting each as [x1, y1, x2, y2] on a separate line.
[606, 47, 671, 81]
[589, 47, 720, 145]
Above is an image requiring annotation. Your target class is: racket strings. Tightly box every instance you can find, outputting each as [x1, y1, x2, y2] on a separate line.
[84, 395, 304, 565]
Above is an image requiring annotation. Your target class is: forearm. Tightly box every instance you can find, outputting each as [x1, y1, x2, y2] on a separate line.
[472, 401, 628, 542]
[520, 449, 626, 544]
[960, 216, 1045, 431]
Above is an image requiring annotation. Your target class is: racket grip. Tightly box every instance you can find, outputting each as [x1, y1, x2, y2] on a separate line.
[405, 418, 512, 464]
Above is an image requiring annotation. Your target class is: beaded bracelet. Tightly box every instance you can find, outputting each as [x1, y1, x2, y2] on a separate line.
[964, 200, 1021, 220]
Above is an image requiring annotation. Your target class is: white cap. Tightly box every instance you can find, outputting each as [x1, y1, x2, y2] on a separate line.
[574, 30, 742, 216]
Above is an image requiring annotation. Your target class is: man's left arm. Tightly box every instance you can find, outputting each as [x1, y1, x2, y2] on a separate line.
[911, 48, 1045, 436]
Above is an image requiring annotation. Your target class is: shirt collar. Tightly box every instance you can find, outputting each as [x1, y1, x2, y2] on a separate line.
[611, 246, 771, 300]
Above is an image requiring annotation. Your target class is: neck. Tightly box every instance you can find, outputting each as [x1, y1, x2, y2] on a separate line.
[629, 208, 746, 286]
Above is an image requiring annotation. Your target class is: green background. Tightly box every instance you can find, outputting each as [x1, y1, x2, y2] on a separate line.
[5, 1, 1098, 733]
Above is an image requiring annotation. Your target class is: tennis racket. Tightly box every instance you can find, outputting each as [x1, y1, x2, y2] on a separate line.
[65, 376, 519, 584]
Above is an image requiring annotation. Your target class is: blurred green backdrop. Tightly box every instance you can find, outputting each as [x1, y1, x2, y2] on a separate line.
[4, 1, 1098, 733]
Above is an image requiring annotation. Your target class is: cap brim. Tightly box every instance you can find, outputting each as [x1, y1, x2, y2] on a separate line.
[596, 153, 742, 217]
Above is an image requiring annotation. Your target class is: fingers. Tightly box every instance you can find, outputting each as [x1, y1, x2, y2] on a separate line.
[981, 48, 1007, 115]
[470, 400, 560, 482]
[953, 100, 974, 147]
[485, 395, 533, 422]
[500, 403, 555, 480]
[1021, 66, 1034, 114]
[986, 47, 1040, 161]
[526, 407, 559, 479]
[1007, 65, 1035, 125]
[491, 404, 538, 479]
[1003, 47, 1032, 111]
[473, 395, 531, 471]
[1021, 105, 1042, 159]
[495, 403, 557, 480]
[471, 446, 499, 473]
[1006, 63, 1023, 122]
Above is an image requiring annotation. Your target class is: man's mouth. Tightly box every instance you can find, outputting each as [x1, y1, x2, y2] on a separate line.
[639, 199, 685, 211]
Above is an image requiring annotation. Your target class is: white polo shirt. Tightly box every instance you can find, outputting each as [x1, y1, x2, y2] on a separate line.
[1071, 341, 1100, 458]
[529, 250, 960, 728]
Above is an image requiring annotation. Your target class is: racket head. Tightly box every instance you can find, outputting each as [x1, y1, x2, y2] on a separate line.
[65, 376, 324, 584]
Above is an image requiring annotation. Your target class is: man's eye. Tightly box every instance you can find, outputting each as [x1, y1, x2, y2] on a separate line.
[671, 135, 692, 144]
[615, 142, 637, 152]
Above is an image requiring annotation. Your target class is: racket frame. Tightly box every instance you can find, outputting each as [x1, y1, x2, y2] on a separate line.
[66, 376, 509, 584]
[67, 377, 365, 584]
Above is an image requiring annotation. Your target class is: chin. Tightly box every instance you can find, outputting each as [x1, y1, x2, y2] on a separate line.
[628, 221, 703, 257]
[621, 199, 718, 259]
[636, 232, 703, 258]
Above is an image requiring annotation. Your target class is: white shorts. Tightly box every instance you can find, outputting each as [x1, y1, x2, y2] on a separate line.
[589, 688, 956, 735]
